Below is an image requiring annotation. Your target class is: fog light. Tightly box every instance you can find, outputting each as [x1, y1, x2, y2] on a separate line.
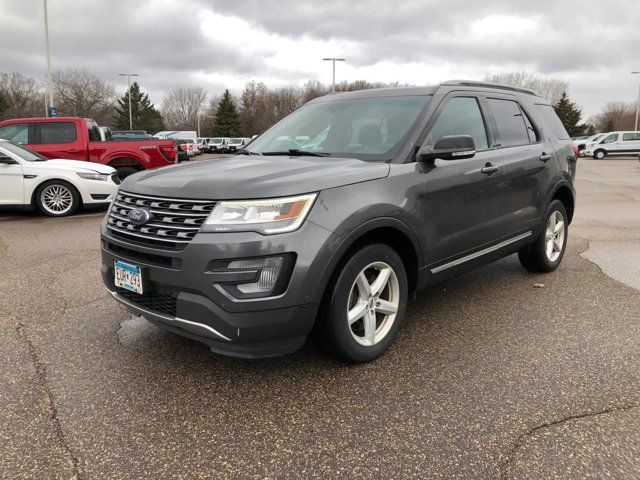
[228, 256, 284, 294]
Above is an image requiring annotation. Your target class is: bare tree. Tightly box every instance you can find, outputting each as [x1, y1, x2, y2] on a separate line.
[591, 102, 636, 132]
[484, 72, 568, 104]
[53, 69, 116, 124]
[0, 72, 45, 119]
[161, 88, 207, 131]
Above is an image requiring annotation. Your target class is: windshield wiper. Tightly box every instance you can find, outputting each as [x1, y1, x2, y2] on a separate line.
[262, 149, 331, 157]
[236, 149, 260, 155]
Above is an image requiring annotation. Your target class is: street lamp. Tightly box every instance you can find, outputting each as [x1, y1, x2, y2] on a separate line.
[323, 57, 346, 93]
[632, 71, 640, 131]
[43, 0, 54, 116]
[118, 73, 139, 130]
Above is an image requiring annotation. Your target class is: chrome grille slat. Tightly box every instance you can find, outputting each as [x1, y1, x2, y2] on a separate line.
[107, 191, 216, 250]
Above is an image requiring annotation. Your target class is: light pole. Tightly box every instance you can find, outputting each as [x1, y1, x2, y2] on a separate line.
[632, 71, 640, 131]
[43, 0, 54, 116]
[118, 73, 139, 130]
[323, 57, 346, 93]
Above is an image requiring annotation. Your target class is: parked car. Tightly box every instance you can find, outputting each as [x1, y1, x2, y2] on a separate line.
[0, 117, 176, 180]
[582, 131, 640, 159]
[226, 137, 251, 153]
[178, 138, 198, 157]
[197, 137, 211, 153]
[0, 139, 118, 216]
[101, 80, 576, 363]
[175, 140, 189, 163]
[207, 137, 228, 153]
[153, 131, 197, 142]
[573, 133, 603, 154]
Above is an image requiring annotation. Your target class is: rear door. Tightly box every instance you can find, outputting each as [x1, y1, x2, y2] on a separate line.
[482, 95, 552, 238]
[33, 121, 86, 160]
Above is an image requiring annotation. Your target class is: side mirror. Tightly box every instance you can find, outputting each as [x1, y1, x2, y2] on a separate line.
[417, 135, 476, 162]
[0, 155, 18, 165]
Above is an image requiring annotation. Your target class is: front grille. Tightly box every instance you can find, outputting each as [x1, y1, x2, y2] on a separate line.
[116, 287, 178, 317]
[107, 191, 216, 250]
[104, 241, 181, 269]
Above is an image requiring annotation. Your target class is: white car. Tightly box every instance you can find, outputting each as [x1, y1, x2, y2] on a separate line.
[0, 139, 119, 216]
[583, 131, 640, 159]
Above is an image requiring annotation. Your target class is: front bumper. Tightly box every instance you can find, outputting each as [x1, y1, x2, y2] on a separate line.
[101, 219, 338, 357]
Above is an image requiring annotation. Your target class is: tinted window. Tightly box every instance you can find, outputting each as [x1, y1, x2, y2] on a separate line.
[487, 98, 530, 147]
[86, 121, 102, 141]
[0, 123, 30, 145]
[622, 132, 640, 141]
[39, 122, 77, 144]
[521, 109, 539, 143]
[535, 104, 570, 140]
[601, 133, 618, 144]
[427, 97, 488, 150]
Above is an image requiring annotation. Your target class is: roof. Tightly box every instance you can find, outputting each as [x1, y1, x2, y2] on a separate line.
[0, 116, 92, 123]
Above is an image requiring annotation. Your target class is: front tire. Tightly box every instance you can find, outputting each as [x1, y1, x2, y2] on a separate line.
[518, 200, 568, 272]
[318, 243, 408, 363]
[35, 180, 80, 217]
[594, 149, 607, 159]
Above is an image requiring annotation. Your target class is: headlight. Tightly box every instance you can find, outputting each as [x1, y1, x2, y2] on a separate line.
[76, 171, 110, 181]
[204, 193, 317, 234]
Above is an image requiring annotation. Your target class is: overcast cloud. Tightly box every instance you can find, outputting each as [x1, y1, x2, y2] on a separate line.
[1, 0, 639, 117]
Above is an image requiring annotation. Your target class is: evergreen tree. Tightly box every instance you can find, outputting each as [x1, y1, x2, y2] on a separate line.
[553, 91, 586, 137]
[114, 82, 165, 133]
[211, 90, 242, 137]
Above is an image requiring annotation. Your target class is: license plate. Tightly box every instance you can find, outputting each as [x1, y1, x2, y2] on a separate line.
[114, 260, 143, 294]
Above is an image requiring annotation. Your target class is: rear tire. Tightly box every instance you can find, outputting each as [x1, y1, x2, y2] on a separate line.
[318, 243, 408, 363]
[518, 200, 568, 273]
[594, 149, 606, 159]
[35, 180, 80, 217]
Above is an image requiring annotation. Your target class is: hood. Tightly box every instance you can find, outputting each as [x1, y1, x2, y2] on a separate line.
[33, 159, 115, 174]
[121, 155, 390, 199]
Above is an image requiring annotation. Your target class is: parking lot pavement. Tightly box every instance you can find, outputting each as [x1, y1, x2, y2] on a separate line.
[0, 160, 638, 479]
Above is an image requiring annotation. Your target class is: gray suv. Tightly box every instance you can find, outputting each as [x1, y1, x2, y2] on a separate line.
[101, 81, 576, 363]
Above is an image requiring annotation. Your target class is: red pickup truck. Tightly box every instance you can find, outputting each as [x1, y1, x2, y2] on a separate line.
[0, 117, 176, 179]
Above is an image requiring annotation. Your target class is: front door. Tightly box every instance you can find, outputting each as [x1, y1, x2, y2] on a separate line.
[418, 95, 500, 266]
[0, 158, 24, 204]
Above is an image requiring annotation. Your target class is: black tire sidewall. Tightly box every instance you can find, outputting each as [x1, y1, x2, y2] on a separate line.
[35, 180, 80, 217]
[520, 200, 568, 272]
[323, 243, 408, 363]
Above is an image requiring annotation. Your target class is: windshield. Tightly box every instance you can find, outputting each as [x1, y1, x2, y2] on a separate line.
[247, 95, 430, 160]
[1, 141, 47, 161]
[229, 138, 242, 144]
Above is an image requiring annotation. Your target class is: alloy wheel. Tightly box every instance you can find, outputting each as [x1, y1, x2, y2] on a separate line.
[545, 210, 565, 262]
[346, 261, 400, 346]
[41, 184, 73, 215]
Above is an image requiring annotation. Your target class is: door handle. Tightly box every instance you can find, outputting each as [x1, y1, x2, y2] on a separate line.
[539, 153, 552, 162]
[481, 163, 499, 175]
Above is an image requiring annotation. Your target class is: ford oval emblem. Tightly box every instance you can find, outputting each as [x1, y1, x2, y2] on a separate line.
[128, 208, 151, 225]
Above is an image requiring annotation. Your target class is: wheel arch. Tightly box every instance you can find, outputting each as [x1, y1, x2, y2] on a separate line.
[318, 218, 423, 304]
[107, 156, 144, 171]
[30, 177, 83, 208]
[549, 182, 575, 224]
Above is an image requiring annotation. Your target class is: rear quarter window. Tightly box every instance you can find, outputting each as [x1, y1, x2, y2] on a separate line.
[534, 104, 570, 140]
[622, 132, 640, 141]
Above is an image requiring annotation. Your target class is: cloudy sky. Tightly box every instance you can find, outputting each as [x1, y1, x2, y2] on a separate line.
[1, 0, 639, 118]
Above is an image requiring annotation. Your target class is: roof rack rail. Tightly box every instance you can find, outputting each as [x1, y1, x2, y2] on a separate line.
[440, 80, 540, 96]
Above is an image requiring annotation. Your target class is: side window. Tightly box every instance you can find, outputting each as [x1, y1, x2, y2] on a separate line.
[427, 97, 488, 150]
[601, 133, 618, 144]
[487, 98, 530, 148]
[534, 104, 570, 140]
[622, 132, 640, 141]
[38, 122, 77, 144]
[521, 109, 539, 143]
[0, 123, 30, 145]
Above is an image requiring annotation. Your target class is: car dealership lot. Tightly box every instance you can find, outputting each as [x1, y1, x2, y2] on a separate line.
[0, 160, 638, 478]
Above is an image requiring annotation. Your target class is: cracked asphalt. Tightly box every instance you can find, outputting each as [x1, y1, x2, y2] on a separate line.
[1, 159, 639, 479]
